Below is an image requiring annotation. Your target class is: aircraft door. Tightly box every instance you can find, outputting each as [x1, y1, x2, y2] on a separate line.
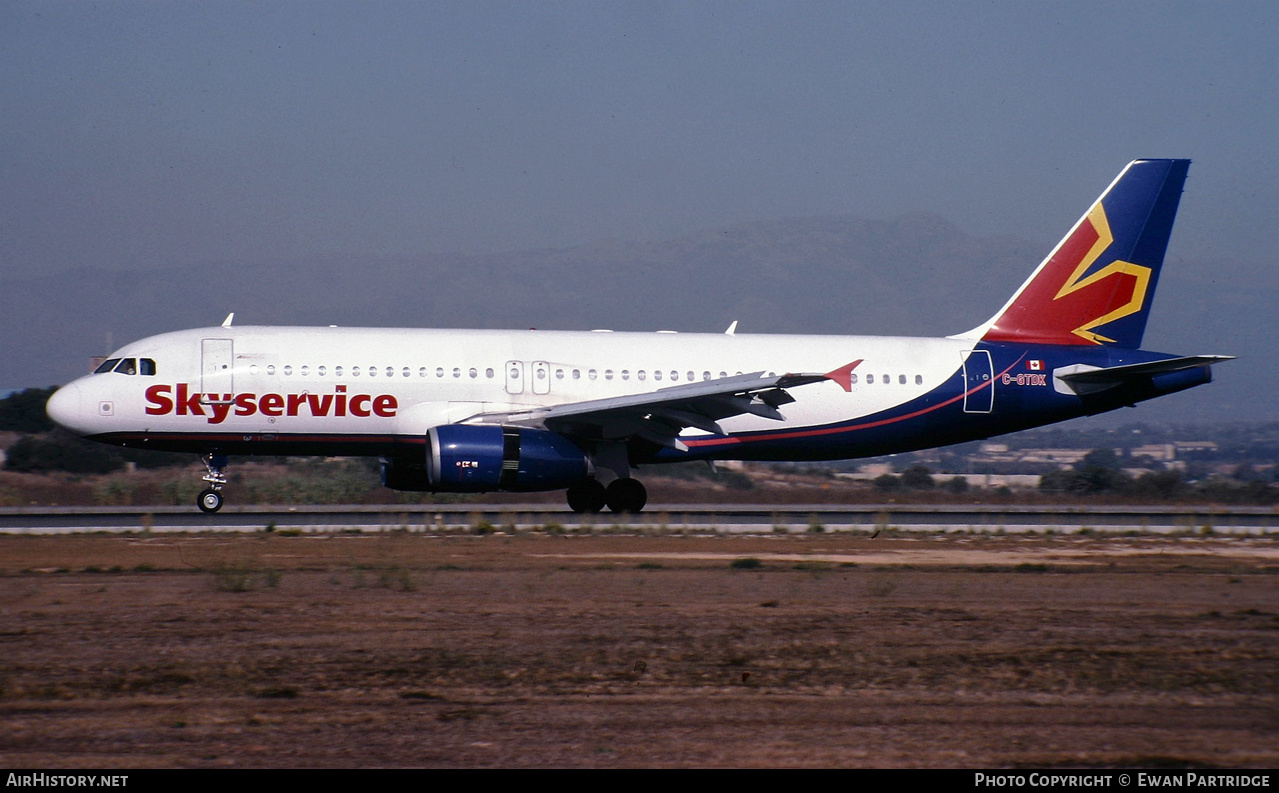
[202, 339, 234, 395]
[505, 360, 524, 395]
[532, 361, 551, 395]
[962, 349, 993, 413]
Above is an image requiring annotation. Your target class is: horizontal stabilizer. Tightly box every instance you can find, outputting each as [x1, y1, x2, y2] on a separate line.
[1054, 355, 1233, 395]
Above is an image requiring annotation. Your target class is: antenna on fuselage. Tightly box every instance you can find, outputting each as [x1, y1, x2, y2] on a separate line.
[222, 313, 234, 328]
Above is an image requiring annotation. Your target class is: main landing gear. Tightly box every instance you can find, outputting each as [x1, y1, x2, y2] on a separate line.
[566, 478, 647, 514]
[197, 453, 228, 514]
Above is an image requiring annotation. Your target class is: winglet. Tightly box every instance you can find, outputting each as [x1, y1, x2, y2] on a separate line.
[725, 320, 738, 336]
[222, 313, 235, 327]
[824, 360, 863, 392]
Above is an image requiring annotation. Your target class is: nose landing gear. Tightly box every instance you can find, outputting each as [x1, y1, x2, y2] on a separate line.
[197, 453, 228, 513]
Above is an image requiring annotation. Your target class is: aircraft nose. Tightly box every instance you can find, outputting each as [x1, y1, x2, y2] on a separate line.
[45, 382, 83, 432]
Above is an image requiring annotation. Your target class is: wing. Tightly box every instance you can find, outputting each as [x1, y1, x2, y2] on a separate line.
[460, 369, 839, 452]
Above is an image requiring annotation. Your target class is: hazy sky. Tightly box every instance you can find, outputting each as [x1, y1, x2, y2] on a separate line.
[4, 0, 1276, 274]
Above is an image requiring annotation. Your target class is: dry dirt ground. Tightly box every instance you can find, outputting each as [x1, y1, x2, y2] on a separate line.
[0, 531, 1276, 768]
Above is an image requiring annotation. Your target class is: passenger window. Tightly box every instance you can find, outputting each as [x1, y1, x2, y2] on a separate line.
[702, 372, 711, 381]
[670, 371, 678, 381]
[436, 368, 444, 378]
[301, 366, 310, 377]
[114, 358, 137, 375]
[368, 366, 376, 377]
[850, 373, 858, 384]
[283, 366, 293, 376]
[719, 371, 727, 378]
[688, 371, 695, 382]
[140, 358, 156, 376]
[267, 365, 276, 376]
[318, 366, 326, 376]
[352, 367, 360, 376]
[638, 370, 646, 381]
[469, 368, 477, 378]
[867, 374, 875, 384]
[387, 367, 394, 378]
[94, 358, 121, 374]
[555, 368, 564, 379]
[572, 369, 580, 380]
[882, 374, 889, 384]
[249, 364, 259, 376]
[486, 368, 495, 378]
[915, 375, 923, 385]
[653, 371, 662, 381]
[335, 366, 344, 377]
[621, 370, 629, 381]
[899, 374, 906, 384]
[452, 368, 461, 378]
[605, 370, 614, 380]
[402, 367, 410, 378]
[588, 369, 597, 380]
[419, 367, 427, 378]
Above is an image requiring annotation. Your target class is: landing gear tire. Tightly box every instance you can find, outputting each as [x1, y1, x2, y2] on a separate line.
[197, 452, 228, 514]
[566, 480, 607, 513]
[605, 478, 647, 514]
[197, 488, 224, 514]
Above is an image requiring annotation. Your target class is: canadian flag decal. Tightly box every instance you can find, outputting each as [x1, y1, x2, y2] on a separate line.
[1027, 360, 1043, 371]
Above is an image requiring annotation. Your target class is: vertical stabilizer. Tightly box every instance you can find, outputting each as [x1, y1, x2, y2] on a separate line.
[963, 159, 1190, 348]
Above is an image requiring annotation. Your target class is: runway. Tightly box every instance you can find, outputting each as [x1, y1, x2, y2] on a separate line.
[1, 502, 1275, 535]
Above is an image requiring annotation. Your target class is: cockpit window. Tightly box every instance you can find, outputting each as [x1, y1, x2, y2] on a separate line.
[113, 358, 137, 375]
[94, 358, 121, 374]
[140, 358, 156, 376]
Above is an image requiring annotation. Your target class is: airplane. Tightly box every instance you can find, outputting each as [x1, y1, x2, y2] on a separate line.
[45, 159, 1231, 514]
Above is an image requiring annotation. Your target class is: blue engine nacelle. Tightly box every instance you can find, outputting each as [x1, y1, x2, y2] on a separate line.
[381, 425, 591, 493]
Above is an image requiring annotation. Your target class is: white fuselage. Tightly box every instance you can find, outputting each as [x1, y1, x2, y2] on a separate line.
[50, 325, 976, 448]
